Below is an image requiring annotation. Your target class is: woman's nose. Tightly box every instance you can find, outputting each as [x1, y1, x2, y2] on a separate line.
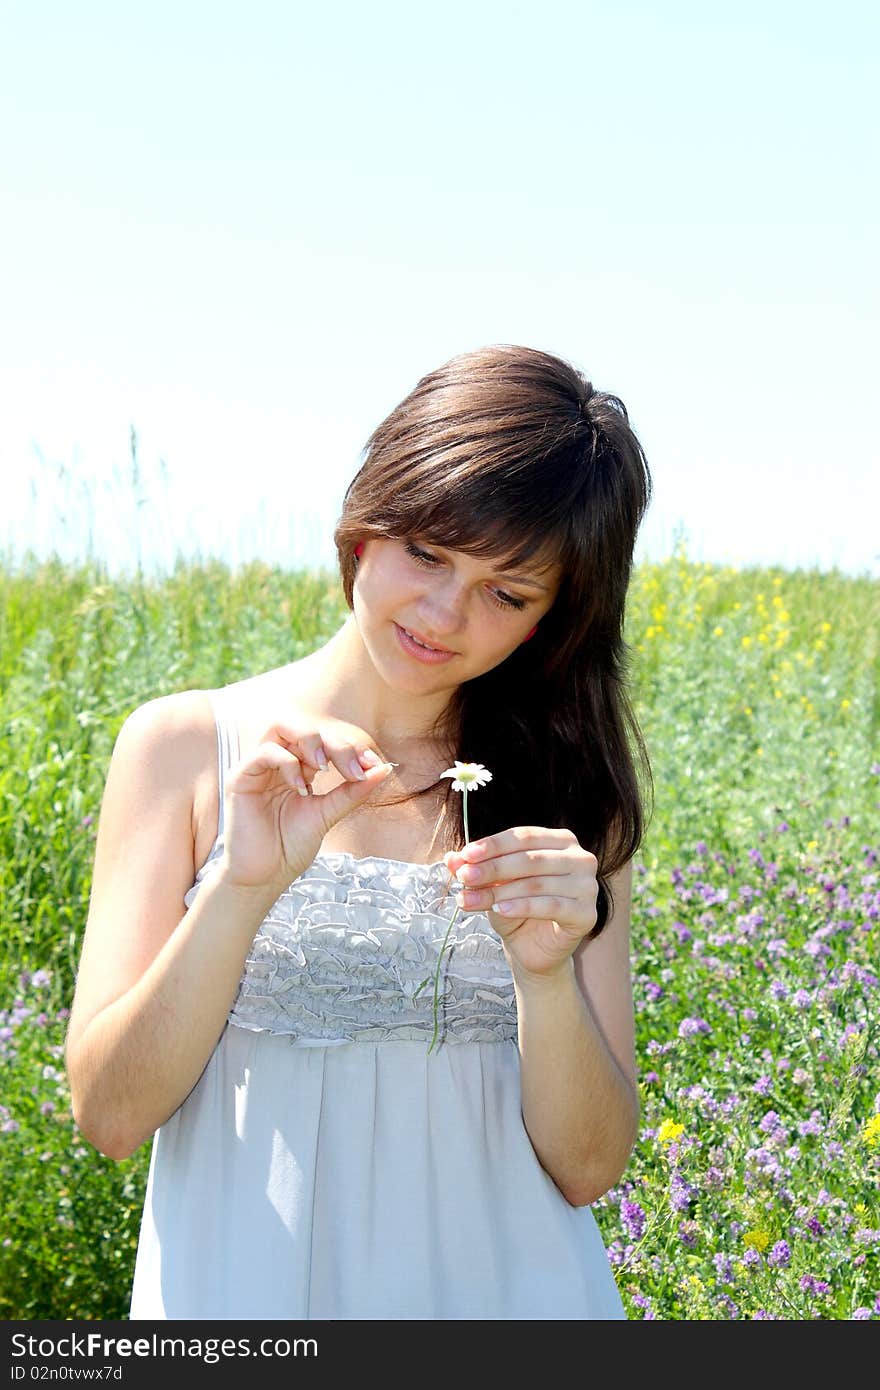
[416, 577, 468, 633]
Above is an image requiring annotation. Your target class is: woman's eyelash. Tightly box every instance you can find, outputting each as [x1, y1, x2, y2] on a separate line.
[405, 542, 439, 566]
[403, 542, 527, 610]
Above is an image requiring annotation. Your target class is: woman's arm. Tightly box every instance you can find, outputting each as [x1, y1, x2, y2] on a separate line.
[514, 860, 639, 1206]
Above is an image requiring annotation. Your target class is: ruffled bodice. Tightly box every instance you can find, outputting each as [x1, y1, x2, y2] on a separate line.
[185, 839, 518, 1045]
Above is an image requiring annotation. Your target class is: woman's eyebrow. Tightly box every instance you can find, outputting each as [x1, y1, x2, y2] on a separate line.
[492, 568, 555, 592]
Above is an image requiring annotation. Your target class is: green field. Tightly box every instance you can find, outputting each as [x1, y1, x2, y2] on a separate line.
[1, 548, 877, 1319]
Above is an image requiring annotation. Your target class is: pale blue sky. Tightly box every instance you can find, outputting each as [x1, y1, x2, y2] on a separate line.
[1, 0, 877, 578]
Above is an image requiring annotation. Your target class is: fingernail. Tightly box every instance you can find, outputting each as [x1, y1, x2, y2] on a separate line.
[495, 902, 516, 914]
[360, 749, 382, 768]
[297, 785, 309, 798]
[349, 758, 365, 780]
[315, 746, 329, 769]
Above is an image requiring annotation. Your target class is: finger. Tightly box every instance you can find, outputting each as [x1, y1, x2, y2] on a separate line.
[492, 900, 595, 934]
[487, 874, 580, 903]
[313, 760, 394, 830]
[445, 827, 579, 871]
[320, 738, 392, 784]
[454, 883, 585, 917]
[451, 851, 579, 889]
[227, 743, 309, 796]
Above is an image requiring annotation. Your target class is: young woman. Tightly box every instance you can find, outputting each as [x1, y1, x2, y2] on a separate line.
[65, 343, 652, 1320]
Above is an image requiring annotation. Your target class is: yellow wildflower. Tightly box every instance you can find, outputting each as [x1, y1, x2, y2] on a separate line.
[743, 1230, 770, 1252]
[656, 1119, 685, 1145]
[862, 1115, 880, 1148]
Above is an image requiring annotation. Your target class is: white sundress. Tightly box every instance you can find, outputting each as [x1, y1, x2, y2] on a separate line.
[128, 685, 626, 1320]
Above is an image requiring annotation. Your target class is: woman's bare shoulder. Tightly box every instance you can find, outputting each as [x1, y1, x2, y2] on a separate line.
[117, 686, 216, 755]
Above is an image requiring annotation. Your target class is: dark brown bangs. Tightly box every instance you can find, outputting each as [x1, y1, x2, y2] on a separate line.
[393, 501, 568, 581]
[362, 443, 585, 578]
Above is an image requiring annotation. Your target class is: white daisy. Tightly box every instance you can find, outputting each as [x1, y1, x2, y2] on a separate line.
[440, 761, 493, 793]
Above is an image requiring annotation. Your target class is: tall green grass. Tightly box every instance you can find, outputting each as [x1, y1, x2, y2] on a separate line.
[1, 545, 877, 1318]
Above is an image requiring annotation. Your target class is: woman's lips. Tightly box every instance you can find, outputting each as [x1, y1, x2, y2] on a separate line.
[394, 623, 457, 664]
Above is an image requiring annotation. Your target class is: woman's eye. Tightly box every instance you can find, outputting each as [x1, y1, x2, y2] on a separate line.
[404, 542, 440, 566]
[492, 589, 526, 611]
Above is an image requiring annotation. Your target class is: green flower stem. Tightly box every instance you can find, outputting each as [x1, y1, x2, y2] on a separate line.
[427, 789, 470, 1054]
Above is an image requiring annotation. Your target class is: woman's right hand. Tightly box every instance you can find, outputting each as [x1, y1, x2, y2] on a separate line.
[219, 716, 394, 894]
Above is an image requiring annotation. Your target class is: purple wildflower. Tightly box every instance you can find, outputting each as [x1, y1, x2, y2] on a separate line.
[795, 1106, 823, 1139]
[854, 1228, 880, 1245]
[670, 1170, 698, 1212]
[768, 1240, 791, 1268]
[800, 1274, 830, 1295]
[678, 1017, 712, 1039]
[620, 1199, 647, 1242]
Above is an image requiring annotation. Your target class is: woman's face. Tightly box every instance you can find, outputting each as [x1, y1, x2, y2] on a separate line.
[351, 536, 561, 694]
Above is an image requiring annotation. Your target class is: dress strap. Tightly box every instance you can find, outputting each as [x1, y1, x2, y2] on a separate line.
[205, 686, 241, 841]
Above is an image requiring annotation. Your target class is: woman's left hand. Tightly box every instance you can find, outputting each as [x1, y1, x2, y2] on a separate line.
[443, 827, 599, 985]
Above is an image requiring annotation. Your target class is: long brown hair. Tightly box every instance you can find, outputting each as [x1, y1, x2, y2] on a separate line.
[334, 344, 652, 937]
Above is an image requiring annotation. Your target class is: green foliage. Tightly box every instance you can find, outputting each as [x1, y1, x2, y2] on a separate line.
[1, 545, 877, 1318]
